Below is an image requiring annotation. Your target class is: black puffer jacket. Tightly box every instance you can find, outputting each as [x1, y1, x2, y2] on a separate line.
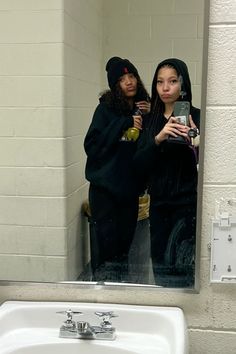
[84, 101, 141, 201]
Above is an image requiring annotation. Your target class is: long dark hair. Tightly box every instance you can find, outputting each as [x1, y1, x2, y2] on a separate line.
[100, 76, 150, 116]
[148, 58, 193, 137]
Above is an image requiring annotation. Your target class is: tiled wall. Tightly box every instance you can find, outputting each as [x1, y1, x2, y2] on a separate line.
[0, 0, 204, 281]
[63, 0, 104, 279]
[0, 0, 103, 281]
[0, 0, 203, 281]
[0, 1, 66, 281]
[103, 0, 204, 107]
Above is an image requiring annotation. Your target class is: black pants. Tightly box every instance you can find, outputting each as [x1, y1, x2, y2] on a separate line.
[88, 185, 139, 279]
[149, 203, 196, 287]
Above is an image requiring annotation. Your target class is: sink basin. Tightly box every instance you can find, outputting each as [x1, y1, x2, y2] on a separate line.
[0, 301, 188, 354]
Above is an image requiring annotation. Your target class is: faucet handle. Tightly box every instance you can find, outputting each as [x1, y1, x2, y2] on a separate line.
[57, 309, 83, 328]
[95, 311, 118, 328]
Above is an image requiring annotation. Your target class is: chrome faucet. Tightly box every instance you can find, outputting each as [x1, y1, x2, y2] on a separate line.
[57, 309, 117, 340]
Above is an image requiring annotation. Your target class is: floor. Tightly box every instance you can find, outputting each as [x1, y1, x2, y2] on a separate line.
[78, 218, 194, 288]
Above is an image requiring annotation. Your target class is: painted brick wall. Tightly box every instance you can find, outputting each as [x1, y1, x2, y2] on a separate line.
[0, 0, 103, 281]
[103, 0, 204, 107]
[0, 1, 236, 353]
[0, 1, 67, 281]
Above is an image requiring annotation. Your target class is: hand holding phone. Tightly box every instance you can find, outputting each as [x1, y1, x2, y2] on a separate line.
[174, 101, 190, 126]
[168, 101, 190, 144]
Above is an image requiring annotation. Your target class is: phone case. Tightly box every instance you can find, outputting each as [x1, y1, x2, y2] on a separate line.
[168, 101, 190, 144]
[173, 101, 190, 126]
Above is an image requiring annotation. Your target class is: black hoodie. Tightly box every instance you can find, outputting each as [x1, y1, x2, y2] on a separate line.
[134, 58, 200, 206]
[84, 100, 141, 201]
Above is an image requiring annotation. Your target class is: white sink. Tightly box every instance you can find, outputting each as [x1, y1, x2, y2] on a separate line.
[0, 301, 188, 354]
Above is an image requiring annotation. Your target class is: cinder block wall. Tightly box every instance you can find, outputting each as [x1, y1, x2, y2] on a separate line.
[0, 1, 67, 281]
[63, 1, 103, 280]
[0, 0, 203, 281]
[103, 0, 204, 107]
[0, 0, 103, 281]
[1, 1, 236, 353]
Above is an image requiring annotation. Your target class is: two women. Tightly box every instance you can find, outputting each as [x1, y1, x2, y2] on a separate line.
[85, 56, 200, 286]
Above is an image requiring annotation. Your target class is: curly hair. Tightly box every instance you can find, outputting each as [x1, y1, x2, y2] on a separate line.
[100, 76, 150, 116]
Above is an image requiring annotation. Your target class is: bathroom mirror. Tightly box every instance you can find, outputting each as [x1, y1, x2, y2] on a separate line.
[0, 0, 209, 291]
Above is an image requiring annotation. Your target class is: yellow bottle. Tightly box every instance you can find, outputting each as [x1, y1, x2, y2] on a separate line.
[123, 107, 142, 141]
[125, 127, 140, 141]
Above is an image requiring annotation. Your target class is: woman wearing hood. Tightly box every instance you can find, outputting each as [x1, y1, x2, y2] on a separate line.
[135, 58, 200, 287]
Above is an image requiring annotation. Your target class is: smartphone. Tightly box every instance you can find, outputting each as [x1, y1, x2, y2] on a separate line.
[168, 101, 190, 144]
[174, 101, 190, 126]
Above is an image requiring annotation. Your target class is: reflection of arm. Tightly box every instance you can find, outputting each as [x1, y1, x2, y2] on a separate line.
[84, 103, 133, 161]
[191, 107, 200, 131]
[191, 107, 200, 148]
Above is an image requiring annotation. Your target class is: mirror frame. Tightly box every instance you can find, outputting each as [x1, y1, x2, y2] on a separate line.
[193, 0, 210, 293]
[0, 0, 210, 294]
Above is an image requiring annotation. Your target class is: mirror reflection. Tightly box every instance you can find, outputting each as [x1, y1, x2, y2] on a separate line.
[82, 57, 199, 288]
[0, 0, 207, 289]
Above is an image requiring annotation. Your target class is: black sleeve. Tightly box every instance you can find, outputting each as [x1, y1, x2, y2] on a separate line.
[191, 106, 200, 131]
[133, 127, 160, 189]
[84, 103, 133, 161]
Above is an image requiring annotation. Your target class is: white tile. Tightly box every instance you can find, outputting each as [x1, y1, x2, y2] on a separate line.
[207, 27, 236, 105]
[210, 0, 236, 23]
[16, 167, 65, 196]
[189, 329, 236, 354]
[64, 77, 99, 108]
[174, 0, 204, 14]
[0, 196, 66, 227]
[65, 0, 103, 35]
[82, 30, 103, 59]
[65, 163, 83, 195]
[0, 44, 63, 76]
[45, 197, 67, 227]
[66, 188, 86, 225]
[65, 47, 101, 83]
[0, 0, 63, 10]
[65, 136, 82, 166]
[0, 225, 67, 255]
[0, 168, 16, 195]
[173, 38, 203, 61]
[65, 107, 94, 137]
[129, 0, 174, 15]
[0, 77, 63, 107]
[0, 11, 63, 43]
[103, 0, 129, 16]
[0, 254, 67, 282]
[0, 108, 64, 138]
[204, 108, 236, 183]
[105, 15, 150, 43]
[152, 15, 198, 39]
[0, 138, 65, 167]
[0, 196, 45, 225]
[64, 13, 86, 52]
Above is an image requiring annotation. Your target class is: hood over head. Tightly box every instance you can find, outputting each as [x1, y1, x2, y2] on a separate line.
[151, 58, 192, 104]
